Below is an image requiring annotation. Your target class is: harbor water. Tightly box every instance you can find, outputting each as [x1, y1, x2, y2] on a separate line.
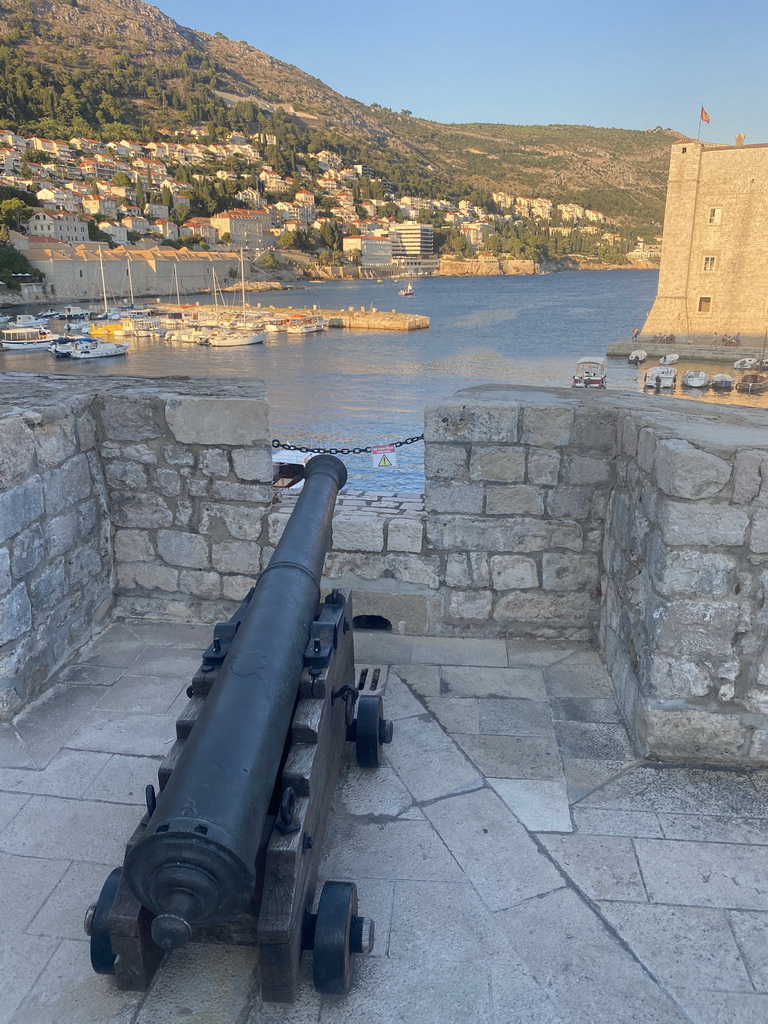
[3, 269, 765, 490]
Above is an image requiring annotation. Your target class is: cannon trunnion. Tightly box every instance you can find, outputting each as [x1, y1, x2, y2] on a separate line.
[85, 456, 393, 1001]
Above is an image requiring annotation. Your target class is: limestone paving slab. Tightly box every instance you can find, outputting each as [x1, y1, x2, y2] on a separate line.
[478, 697, 555, 737]
[668, 990, 768, 1024]
[377, 672, 424, 720]
[538, 834, 648, 901]
[0, 934, 61, 1024]
[490, 778, 573, 832]
[635, 837, 768, 910]
[562, 756, 638, 802]
[0, 850, 68, 932]
[598, 902, 754, 992]
[496, 888, 690, 1024]
[729, 910, 768, 991]
[87, 752, 163, 805]
[27, 861, 118, 941]
[438, 664, 548, 699]
[658, 811, 768, 845]
[66, 709, 178, 757]
[12, 684, 112, 768]
[94, 672, 187, 715]
[455, 733, 563, 779]
[0, 748, 110, 798]
[389, 663, 440, 698]
[0, 725, 36, 769]
[506, 638, 576, 667]
[424, 695, 480, 734]
[543, 649, 615, 697]
[410, 635, 509, 666]
[553, 720, 635, 760]
[383, 714, 483, 801]
[423, 788, 564, 912]
[572, 806, 664, 839]
[0, 790, 29, 830]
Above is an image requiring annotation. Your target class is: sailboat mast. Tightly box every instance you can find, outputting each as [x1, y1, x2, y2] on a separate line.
[240, 248, 246, 311]
[98, 248, 108, 314]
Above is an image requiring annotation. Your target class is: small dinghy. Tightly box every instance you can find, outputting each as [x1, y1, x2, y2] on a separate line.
[682, 370, 711, 389]
[733, 358, 757, 370]
[628, 349, 647, 364]
[711, 373, 734, 391]
[659, 353, 679, 365]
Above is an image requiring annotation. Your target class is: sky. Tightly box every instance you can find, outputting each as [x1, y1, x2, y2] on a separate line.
[153, 0, 768, 142]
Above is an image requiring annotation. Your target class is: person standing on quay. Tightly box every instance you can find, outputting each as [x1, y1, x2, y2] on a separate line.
[632, 327, 640, 341]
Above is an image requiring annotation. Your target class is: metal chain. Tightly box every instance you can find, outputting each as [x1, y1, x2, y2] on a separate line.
[272, 435, 424, 456]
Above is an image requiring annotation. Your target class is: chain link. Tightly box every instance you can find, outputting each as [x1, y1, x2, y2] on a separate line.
[272, 435, 424, 456]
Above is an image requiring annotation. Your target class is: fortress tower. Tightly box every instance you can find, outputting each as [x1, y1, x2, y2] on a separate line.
[642, 137, 768, 343]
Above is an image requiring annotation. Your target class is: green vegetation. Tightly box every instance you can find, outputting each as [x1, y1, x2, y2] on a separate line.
[0, 242, 38, 289]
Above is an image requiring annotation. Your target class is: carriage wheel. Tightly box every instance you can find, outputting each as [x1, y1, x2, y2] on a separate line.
[85, 868, 122, 974]
[312, 881, 358, 994]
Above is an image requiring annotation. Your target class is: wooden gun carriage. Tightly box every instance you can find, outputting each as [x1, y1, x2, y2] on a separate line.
[84, 455, 392, 1001]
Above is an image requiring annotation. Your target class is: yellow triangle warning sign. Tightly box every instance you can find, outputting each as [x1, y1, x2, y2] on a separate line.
[378, 454, 393, 467]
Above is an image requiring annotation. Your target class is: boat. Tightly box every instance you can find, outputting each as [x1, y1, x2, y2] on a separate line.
[0, 314, 10, 326]
[711, 373, 734, 391]
[61, 305, 91, 319]
[733, 357, 758, 370]
[628, 349, 647, 364]
[399, 283, 414, 296]
[285, 314, 328, 335]
[659, 353, 679, 365]
[571, 356, 607, 388]
[165, 325, 213, 345]
[682, 370, 711, 389]
[47, 337, 87, 358]
[1, 326, 60, 351]
[736, 372, 768, 394]
[263, 316, 292, 333]
[644, 365, 677, 389]
[11, 313, 47, 329]
[204, 327, 266, 347]
[69, 339, 129, 359]
[37, 307, 61, 319]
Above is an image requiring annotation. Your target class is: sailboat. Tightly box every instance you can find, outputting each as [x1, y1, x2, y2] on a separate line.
[399, 282, 414, 297]
[204, 251, 265, 347]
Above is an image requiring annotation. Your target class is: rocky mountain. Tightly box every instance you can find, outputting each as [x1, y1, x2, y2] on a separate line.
[0, 0, 679, 225]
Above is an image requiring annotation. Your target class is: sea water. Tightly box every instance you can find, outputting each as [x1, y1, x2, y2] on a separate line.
[4, 270, 763, 489]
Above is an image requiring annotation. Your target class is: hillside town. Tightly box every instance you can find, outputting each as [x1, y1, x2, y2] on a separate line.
[0, 125, 662, 301]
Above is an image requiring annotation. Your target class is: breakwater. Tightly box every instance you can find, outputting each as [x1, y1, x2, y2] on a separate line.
[608, 338, 766, 363]
[158, 303, 430, 331]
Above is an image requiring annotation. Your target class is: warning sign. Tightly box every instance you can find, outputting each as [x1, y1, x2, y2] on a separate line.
[371, 444, 397, 469]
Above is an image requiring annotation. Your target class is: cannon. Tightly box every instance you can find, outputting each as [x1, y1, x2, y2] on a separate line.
[85, 455, 393, 1001]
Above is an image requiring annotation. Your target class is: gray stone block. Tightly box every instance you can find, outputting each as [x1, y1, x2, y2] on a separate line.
[111, 492, 173, 529]
[154, 467, 182, 497]
[31, 416, 78, 470]
[542, 553, 599, 592]
[527, 448, 560, 485]
[733, 450, 765, 504]
[46, 510, 78, 560]
[425, 481, 484, 514]
[157, 530, 209, 569]
[635, 837, 768, 909]
[424, 398, 520, 443]
[562, 455, 612, 486]
[485, 484, 544, 516]
[117, 562, 179, 592]
[98, 394, 164, 441]
[11, 524, 44, 578]
[165, 396, 269, 445]
[423, 443, 469, 480]
[447, 588, 493, 622]
[659, 500, 748, 547]
[104, 460, 149, 490]
[654, 439, 731, 499]
[179, 569, 221, 599]
[470, 445, 526, 482]
[212, 539, 261, 574]
[546, 485, 592, 520]
[641, 707, 747, 761]
[331, 515, 385, 552]
[521, 405, 573, 448]
[113, 529, 154, 563]
[428, 514, 583, 554]
[0, 415, 36, 489]
[386, 517, 423, 552]
[0, 583, 32, 644]
[494, 590, 593, 629]
[211, 479, 272, 503]
[752, 509, 768, 553]
[231, 446, 273, 482]
[490, 554, 539, 590]
[0, 477, 44, 544]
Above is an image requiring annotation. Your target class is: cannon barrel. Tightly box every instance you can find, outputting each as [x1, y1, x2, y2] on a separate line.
[123, 454, 347, 950]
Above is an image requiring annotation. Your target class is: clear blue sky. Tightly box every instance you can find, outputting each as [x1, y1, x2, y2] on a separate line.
[153, 0, 768, 142]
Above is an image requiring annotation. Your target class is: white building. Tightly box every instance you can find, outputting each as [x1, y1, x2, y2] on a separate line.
[26, 210, 89, 245]
[342, 235, 393, 267]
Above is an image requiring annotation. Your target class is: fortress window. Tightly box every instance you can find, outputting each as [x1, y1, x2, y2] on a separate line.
[708, 207, 722, 224]
[681, 147, 687, 153]
[703, 256, 716, 271]
[698, 296, 712, 313]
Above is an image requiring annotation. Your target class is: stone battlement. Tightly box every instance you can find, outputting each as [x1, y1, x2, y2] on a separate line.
[1, 374, 767, 764]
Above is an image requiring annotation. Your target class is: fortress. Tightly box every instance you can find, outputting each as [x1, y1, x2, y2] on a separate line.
[642, 136, 768, 343]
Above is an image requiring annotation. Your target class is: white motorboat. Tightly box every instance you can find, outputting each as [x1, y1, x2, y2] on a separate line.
[1, 326, 60, 351]
[682, 370, 711, 388]
[711, 373, 734, 391]
[69, 339, 129, 359]
[285, 314, 328, 335]
[659, 352, 679, 365]
[11, 313, 47, 328]
[37, 307, 61, 319]
[204, 328, 266, 347]
[628, 349, 648, 364]
[61, 305, 91, 319]
[263, 317, 292, 333]
[733, 357, 757, 370]
[571, 356, 607, 388]
[644, 366, 677, 388]
[399, 283, 414, 296]
[0, 314, 10, 326]
[165, 326, 213, 345]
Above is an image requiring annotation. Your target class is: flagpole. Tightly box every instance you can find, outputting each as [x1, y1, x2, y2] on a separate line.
[697, 102, 703, 141]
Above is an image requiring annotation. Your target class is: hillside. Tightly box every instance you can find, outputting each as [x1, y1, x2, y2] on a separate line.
[0, 0, 679, 225]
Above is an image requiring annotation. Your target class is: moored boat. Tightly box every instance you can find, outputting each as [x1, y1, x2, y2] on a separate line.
[399, 283, 414, 297]
[69, 339, 129, 359]
[735, 372, 768, 394]
[682, 369, 711, 389]
[711, 373, 734, 391]
[571, 356, 607, 388]
[659, 352, 679, 365]
[285, 314, 328, 335]
[204, 327, 266, 347]
[733, 357, 757, 370]
[628, 349, 647, 364]
[644, 365, 677, 389]
[1, 326, 60, 351]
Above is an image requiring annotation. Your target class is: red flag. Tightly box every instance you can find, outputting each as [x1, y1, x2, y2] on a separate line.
[700, 106, 710, 124]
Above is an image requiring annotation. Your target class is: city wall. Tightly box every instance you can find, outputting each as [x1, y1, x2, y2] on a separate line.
[2, 374, 767, 764]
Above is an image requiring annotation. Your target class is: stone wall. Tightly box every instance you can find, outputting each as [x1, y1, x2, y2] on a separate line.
[0, 389, 113, 716]
[3, 372, 768, 764]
